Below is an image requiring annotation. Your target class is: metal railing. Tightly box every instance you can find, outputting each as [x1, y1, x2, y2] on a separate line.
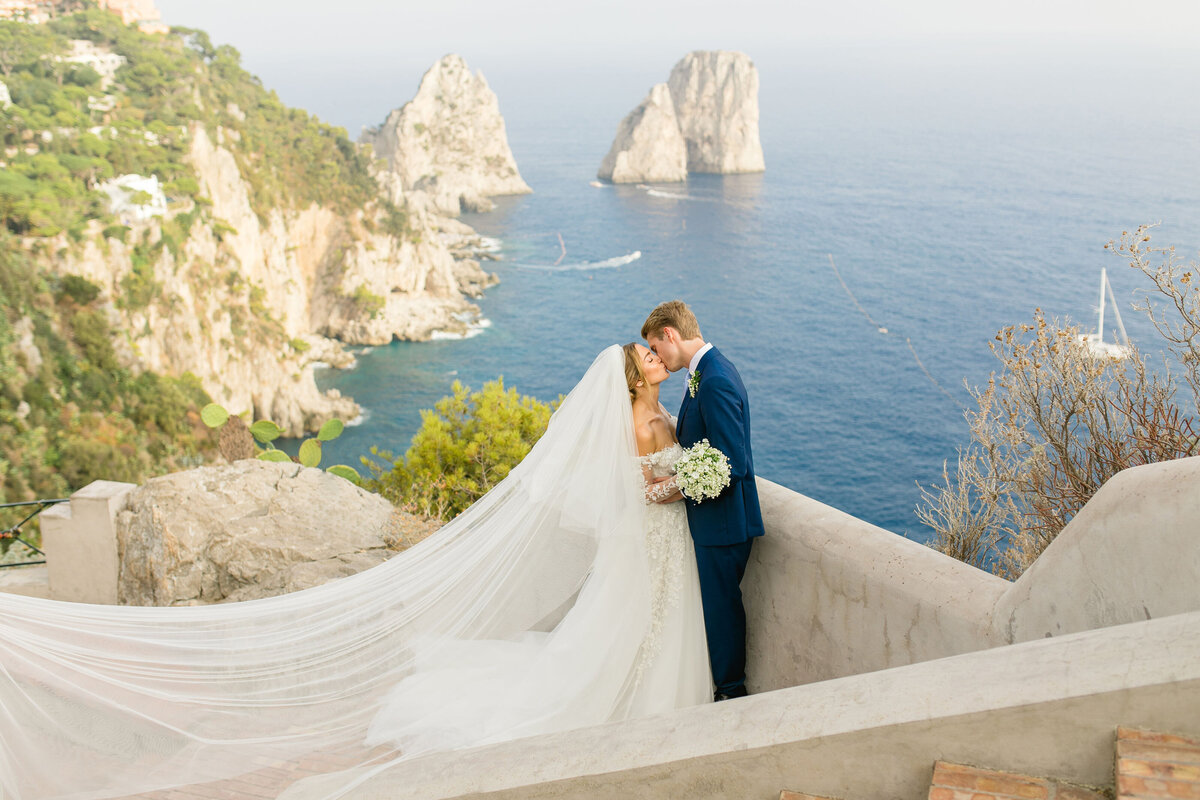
[0, 498, 67, 568]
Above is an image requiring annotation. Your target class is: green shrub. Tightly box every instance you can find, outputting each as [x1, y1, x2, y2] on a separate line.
[348, 284, 385, 319]
[102, 224, 129, 242]
[363, 380, 556, 520]
[56, 274, 100, 305]
[70, 308, 118, 371]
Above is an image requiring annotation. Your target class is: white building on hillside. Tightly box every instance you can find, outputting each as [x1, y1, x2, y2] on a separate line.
[0, 0, 51, 22]
[99, 173, 167, 223]
[96, 0, 167, 33]
[0, 0, 166, 32]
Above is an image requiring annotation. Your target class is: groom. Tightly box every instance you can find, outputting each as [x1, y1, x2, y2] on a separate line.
[642, 300, 764, 701]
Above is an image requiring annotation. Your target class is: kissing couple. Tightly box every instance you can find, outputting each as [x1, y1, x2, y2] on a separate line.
[0, 302, 765, 797]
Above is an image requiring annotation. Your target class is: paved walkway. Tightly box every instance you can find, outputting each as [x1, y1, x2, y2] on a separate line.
[123, 747, 399, 800]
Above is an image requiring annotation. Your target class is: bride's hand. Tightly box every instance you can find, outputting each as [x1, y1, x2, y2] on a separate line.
[647, 476, 683, 504]
[656, 489, 684, 504]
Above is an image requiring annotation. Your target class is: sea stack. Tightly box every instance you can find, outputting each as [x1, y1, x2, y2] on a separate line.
[597, 83, 688, 184]
[362, 55, 531, 215]
[598, 50, 764, 184]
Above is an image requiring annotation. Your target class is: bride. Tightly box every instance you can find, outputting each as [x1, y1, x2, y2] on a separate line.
[0, 345, 711, 799]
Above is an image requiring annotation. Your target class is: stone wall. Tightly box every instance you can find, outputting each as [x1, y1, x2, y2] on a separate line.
[991, 455, 1200, 643]
[324, 610, 1200, 800]
[744, 479, 1008, 691]
[745, 455, 1200, 692]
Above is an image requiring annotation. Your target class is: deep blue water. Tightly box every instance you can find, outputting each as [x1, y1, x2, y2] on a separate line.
[300, 47, 1200, 539]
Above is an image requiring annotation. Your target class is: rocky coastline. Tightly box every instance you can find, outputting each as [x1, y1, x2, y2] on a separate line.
[41, 53, 524, 436]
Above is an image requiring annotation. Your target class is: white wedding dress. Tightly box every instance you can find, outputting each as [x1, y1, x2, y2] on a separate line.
[0, 346, 711, 800]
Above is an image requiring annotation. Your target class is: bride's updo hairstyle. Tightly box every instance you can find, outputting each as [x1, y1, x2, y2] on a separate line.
[622, 342, 648, 403]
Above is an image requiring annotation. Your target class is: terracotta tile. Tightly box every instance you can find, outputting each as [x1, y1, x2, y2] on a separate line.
[1121, 759, 1200, 783]
[1120, 774, 1200, 800]
[930, 787, 958, 800]
[1120, 743, 1200, 766]
[1120, 730, 1200, 749]
[933, 763, 1049, 800]
[1054, 783, 1108, 800]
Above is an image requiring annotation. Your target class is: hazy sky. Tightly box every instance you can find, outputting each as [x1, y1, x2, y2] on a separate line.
[157, 1, 1200, 55]
[155, 0, 1200, 135]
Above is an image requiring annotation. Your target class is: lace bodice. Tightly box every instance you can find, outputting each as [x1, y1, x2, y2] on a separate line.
[638, 442, 684, 478]
[632, 443, 690, 682]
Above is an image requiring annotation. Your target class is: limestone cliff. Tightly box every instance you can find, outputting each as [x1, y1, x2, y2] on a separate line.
[53, 122, 498, 435]
[4, 27, 513, 441]
[597, 83, 688, 184]
[362, 54, 531, 216]
[598, 50, 764, 183]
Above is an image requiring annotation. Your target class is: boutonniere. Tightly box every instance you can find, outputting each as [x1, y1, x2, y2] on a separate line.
[688, 370, 701, 398]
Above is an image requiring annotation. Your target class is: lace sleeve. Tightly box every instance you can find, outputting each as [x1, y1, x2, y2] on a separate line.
[644, 475, 679, 503]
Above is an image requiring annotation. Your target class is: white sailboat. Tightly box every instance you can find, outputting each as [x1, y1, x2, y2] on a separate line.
[1080, 267, 1131, 359]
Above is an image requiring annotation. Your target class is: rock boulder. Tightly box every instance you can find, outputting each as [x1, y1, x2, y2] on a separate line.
[115, 460, 440, 606]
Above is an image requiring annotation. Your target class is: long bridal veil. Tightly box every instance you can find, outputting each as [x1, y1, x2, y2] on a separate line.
[0, 346, 656, 799]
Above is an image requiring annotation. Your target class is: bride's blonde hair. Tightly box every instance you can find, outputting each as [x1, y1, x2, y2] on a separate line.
[622, 342, 648, 403]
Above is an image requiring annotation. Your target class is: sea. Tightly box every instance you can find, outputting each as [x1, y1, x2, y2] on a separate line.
[289, 44, 1200, 540]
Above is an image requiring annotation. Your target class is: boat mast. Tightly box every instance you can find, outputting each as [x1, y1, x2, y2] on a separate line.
[1104, 268, 1130, 346]
[1097, 268, 1107, 340]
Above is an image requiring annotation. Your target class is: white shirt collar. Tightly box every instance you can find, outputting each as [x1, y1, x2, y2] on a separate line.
[688, 343, 713, 375]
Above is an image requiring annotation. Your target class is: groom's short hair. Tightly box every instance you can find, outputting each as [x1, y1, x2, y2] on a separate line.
[642, 300, 702, 341]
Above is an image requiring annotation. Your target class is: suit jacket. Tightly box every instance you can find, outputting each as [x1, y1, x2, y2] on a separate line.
[675, 347, 765, 547]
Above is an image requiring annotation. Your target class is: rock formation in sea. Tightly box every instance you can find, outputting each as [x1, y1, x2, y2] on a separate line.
[597, 83, 688, 184]
[115, 460, 440, 605]
[598, 50, 764, 183]
[362, 54, 532, 216]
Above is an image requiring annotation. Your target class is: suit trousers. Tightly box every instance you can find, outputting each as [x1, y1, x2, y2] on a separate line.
[693, 538, 754, 696]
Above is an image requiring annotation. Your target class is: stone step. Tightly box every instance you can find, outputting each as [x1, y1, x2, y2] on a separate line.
[0, 564, 50, 598]
[1117, 727, 1200, 800]
[780, 793, 840, 800]
[929, 761, 1107, 800]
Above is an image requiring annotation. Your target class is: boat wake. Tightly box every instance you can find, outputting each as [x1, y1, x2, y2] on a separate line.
[637, 185, 716, 202]
[508, 251, 642, 271]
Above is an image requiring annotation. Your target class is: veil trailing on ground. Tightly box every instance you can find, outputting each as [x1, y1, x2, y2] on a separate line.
[0, 346, 654, 799]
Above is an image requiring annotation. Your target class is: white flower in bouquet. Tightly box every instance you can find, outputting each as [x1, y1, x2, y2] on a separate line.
[674, 439, 731, 502]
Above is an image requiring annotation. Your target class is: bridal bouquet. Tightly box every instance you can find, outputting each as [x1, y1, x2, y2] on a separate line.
[673, 439, 731, 502]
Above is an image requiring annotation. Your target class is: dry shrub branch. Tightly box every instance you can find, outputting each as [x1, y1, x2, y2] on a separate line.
[918, 227, 1199, 578]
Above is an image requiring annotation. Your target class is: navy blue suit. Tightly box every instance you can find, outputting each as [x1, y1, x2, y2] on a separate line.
[675, 346, 763, 697]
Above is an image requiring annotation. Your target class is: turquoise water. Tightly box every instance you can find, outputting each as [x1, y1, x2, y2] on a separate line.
[305, 48, 1200, 538]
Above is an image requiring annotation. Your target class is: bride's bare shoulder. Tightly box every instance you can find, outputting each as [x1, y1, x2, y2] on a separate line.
[633, 409, 675, 456]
